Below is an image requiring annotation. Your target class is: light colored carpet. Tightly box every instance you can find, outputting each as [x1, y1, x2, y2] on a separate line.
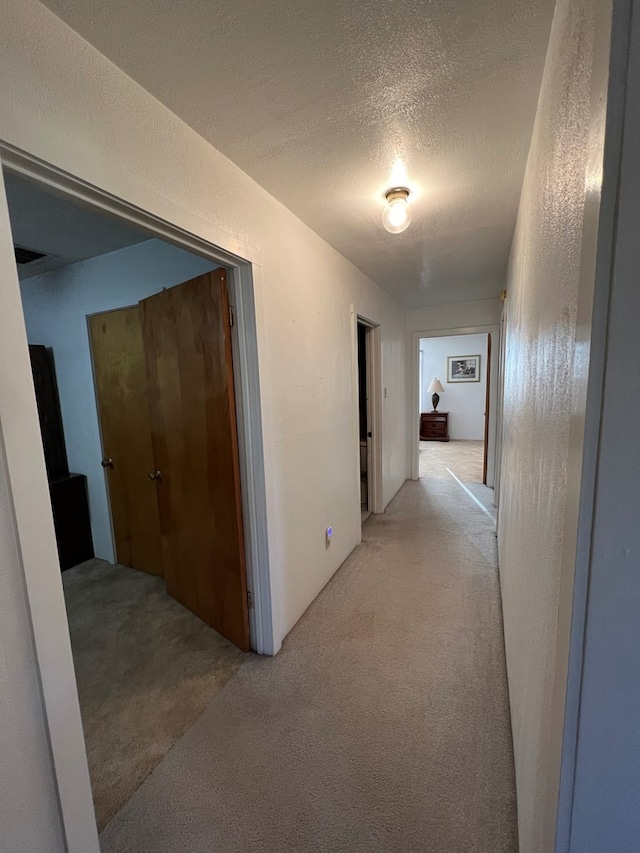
[62, 560, 247, 830]
[101, 478, 516, 853]
[463, 481, 498, 522]
[420, 439, 484, 483]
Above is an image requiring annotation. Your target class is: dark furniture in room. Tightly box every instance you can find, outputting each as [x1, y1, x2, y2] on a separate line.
[49, 474, 94, 570]
[420, 411, 450, 442]
[29, 344, 68, 479]
[29, 345, 94, 570]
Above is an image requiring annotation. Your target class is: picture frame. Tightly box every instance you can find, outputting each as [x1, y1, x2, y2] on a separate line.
[447, 355, 480, 383]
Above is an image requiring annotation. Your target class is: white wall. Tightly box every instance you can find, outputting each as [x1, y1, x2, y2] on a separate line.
[407, 298, 502, 333]
[0, 2, 409, 847]
[0, 0, 409, 649]
[0, 428, 66, 850]
[19, 239, 219, 562]
[497, 0, 613, 849]
[0, 160, 90, 851]
[419, 333, 487, 440]
[558, 1, 639, 849]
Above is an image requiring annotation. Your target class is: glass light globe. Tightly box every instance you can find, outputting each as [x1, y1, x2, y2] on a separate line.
[382, 188, 412, 234]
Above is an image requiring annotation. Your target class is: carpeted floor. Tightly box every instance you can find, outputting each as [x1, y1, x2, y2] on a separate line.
[100, 478, 517, 852]
[62, 560, 248, 830]
[420, 439, 485, 483]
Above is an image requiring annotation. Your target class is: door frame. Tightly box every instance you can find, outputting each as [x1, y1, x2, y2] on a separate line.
[0, 144, 277, 852]
[493, 297, 508, 513]
[353, 310, 383, 515]
[409, 325, 501, 490]
[482, 332, 492, 484]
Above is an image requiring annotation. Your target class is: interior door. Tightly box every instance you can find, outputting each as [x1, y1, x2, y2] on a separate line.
[140, 269, 250, 651]
[89, 306, 164, 575]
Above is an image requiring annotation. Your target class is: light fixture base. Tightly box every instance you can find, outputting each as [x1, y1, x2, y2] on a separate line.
[385, 187, 410, 203]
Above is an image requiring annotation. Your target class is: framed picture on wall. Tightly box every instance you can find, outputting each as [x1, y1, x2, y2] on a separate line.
[447, 355, 480, 383]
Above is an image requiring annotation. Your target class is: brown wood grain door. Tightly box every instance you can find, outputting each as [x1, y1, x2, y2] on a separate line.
[140, 269, 250, 651]
[89, 306, 164, 576]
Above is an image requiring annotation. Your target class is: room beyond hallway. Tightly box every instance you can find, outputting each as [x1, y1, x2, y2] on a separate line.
[420, 439, 484, 483]
[100, 478, 516, 852]
[63, 560, 247, 830]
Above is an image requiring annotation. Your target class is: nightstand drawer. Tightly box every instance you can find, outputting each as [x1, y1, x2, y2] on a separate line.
[424, 424, 446, 436]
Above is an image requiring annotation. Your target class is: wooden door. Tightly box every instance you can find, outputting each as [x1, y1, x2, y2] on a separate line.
[89, 306, 164, 576]
[140, 269, 249, 651]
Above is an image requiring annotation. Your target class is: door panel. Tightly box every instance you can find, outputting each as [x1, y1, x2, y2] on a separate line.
[140, 269, 249, 650]
[89, 306, 164, 576]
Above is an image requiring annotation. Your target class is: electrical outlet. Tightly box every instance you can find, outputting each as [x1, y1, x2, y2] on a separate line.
[326, 526, 333, 548]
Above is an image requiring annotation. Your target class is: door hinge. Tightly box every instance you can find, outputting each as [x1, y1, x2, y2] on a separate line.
[247, 590, 254, 610]
[229, 304, 235, 328]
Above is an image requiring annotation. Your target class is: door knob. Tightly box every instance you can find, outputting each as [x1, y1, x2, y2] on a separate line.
[101, 457, 113, 469]
[148, 470, 162, 482]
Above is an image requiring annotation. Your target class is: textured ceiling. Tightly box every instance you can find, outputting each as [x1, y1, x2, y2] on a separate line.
[4, 172, 148, 279]
[41, 0, 555, 307]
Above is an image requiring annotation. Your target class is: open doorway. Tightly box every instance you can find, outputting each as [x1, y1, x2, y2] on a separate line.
[356, 317, 382, 522]
[418, 332, 492, 486]
[3, 170, 258, 831]
[357, 321, 372, 521]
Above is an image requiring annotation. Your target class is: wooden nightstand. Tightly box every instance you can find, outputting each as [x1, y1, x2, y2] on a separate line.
[420, 411, 449, 442]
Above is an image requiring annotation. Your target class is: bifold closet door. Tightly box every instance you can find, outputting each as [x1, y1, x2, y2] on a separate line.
[89, 305, 164, 576]
[140, 269, 250, 651]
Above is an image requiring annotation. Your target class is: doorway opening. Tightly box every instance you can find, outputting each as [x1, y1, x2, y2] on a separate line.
[418, 332, 493, 487]
[357, 321, 372, 521]
[3, 168, 266, 832]
[356, 316, 381, 522]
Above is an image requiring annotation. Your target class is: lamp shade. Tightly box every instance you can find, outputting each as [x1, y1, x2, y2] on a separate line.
[427, 378, 445, 394]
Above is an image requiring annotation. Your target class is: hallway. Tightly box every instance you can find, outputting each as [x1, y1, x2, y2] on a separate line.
[100, 477, 516, 852]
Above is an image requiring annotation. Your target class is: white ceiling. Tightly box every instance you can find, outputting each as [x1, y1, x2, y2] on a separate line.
[41, 0, 555, 307]
[4, 173, 148, 279]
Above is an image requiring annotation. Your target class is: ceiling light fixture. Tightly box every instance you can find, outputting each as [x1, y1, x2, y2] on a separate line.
[382, 187, 412, 234]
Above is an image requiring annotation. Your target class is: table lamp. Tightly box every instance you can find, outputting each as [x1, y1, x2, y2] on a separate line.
[427, 378, 445, 411]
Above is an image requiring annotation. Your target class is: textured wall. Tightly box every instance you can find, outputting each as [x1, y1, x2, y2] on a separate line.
[563, 1, 639, 848]
[407, 298, 501, 333]
[0, 3, 410, 845]
[20, 239, 218, 562]
[419, 333, 487, 439]
[0, 0, 409, 645]
[498, 0, 611, 849]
